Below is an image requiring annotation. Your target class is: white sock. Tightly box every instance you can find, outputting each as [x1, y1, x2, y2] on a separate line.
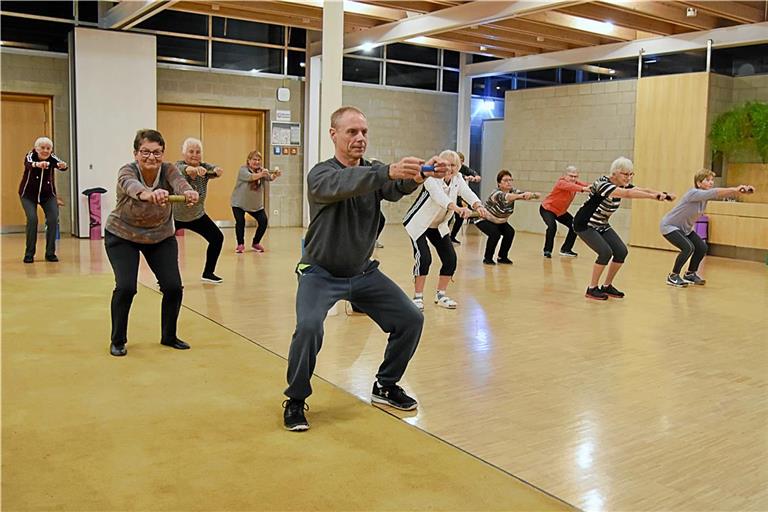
[414, 292, 423, 299]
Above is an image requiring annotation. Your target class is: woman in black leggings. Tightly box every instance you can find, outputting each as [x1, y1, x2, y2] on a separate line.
[230, 150, 281, 253]
[474, 169, 537, 265]
[660, 169, 755, 287]
[104, 129, 199, 356]
[173, 137, 225, 283]
[574, 157, 674, 301]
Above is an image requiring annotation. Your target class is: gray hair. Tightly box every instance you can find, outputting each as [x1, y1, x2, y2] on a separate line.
[182, 137, 203, 154]
[564, 165, 578, 174]
[34, 136, 53, 149]
[609, 157, 633, 175]
[439, 149, 460, 165]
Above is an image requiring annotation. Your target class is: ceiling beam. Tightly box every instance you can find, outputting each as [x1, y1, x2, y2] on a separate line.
[522, 11, 639, 41]
[437, 31, 551, 54]
[451, 27, 574, 52]
[466, 21, 768, 77]
[404, 35, 521, 58]
[597, 0, 732, 31]
[99, 0, 179, 30]
[556, 3, 681, 35]
[490, 16, 608, 46]
[343, 1, 586, 53]
[681, 1, 767, 24]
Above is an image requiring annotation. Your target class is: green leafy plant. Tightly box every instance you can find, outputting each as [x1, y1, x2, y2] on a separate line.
[709, 101, 768, 163]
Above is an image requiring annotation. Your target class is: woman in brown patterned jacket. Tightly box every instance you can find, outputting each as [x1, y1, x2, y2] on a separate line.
[104, 129, 199, 357]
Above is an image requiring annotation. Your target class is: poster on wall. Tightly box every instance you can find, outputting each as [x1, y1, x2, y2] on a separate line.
[271, 121, 301, 146]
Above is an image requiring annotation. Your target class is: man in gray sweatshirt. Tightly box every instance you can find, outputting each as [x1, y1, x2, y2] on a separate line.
[283, 106, 447, 431]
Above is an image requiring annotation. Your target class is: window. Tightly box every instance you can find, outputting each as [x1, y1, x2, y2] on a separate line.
[212, 41, 283, 73]
[443, 70, 459, 93]
[76, 0, 98, 23]
[157, 36, 207, 66]
[344, 57, 380, 85]
[444, 50, 460, 69]
[2, 1, 74, 19]
[288, 27, 306, 48]
[212, 17, 283, 45]
[386, 63, 437, 90]
[387, 43, 438, 65]
[137, 10, 208, 36]
[711, 44, 768, 77]
[287, 50, 305, 77]
[0, 16, 71, 53]
[641, 50, 706, 77]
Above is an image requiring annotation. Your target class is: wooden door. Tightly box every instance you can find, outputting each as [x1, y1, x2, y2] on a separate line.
[158, 109, 202, 164]
[1, 94, 52, 230]
[157, 105, 265, 223]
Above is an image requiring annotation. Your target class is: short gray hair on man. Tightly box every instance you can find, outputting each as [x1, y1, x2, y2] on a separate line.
[34, 136, 53, 149]
[609, 156, 633, 175]
[564, 165, 578, 175]
[182, 137, 203, 154]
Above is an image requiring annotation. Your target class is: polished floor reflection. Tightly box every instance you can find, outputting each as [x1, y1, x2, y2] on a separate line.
[3, 225, 766, 511]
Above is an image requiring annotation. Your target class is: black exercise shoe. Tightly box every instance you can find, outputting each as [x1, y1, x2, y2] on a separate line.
[585, 286, 608, 301]
[283, 399, 309, 431]
[601, 284, 625, 298]
[371, 382, 417, 411]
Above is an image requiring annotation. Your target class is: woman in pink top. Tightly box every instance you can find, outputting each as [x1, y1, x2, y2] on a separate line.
[539, 165, 589, 258]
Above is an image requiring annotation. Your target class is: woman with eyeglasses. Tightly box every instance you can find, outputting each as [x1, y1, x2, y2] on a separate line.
[474, 169, 538, 265]
[18, 136, 68, 263]
[104, 129, 199, 357]
[403, 149, 489, 310]
[230, 150, 282, 254]
[539, 165, 589, 258]
[573, 156, 674, 301]
[173, 137, 225, 284]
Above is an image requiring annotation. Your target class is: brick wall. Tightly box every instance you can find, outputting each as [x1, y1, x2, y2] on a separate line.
[342, 85, 458, 223]
[500, 80, 637, 239]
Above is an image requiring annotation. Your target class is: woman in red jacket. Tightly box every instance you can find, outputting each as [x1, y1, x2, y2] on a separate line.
[18, 137, 68, 263]
[539, 165, 589, 258]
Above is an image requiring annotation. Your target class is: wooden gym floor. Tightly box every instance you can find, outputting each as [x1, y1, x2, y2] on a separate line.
[2, 224, 766, 511]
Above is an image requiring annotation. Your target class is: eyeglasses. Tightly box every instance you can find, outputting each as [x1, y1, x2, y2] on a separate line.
[138, 149, 164, 158]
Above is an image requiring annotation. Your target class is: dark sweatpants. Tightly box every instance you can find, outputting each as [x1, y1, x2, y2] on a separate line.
[285, 260, 423, 400]
[21, 196, 58, 259]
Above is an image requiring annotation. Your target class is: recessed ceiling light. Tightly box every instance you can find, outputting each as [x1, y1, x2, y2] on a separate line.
[536, 36, 544, 42]
[479, 45, 487, 51]
[361, 42, 375, 53]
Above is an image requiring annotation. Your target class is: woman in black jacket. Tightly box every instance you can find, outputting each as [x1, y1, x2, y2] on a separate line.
[18, 137, 68, 263]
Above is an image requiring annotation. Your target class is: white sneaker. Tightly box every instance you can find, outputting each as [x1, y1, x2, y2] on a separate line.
[435, 294, 457, 309]
[412, 297, 424, 311]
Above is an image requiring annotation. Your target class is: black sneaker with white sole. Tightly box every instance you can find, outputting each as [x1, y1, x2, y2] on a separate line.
[666, 273, 689, 288]
[683, 272, 706, 285]
[559, 250, 578, 257]
[283, 399, 309, 431]
[201, 273, 223, 283]
[371, 382, 417, 411]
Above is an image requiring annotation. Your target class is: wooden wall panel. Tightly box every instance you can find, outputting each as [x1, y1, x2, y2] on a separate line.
[631, 73, 710, 249]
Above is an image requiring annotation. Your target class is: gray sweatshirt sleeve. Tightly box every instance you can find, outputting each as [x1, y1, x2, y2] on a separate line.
[379, 177, 419, 201]
[308, 161, 391, 204]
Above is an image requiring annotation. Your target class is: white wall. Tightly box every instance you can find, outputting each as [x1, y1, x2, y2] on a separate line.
[72, 28, 156, 237]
